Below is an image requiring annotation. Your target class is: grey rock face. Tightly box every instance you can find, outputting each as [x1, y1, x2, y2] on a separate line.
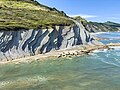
[0, 22, 100, 61]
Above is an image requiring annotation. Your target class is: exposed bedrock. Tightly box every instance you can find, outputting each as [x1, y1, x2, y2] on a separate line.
[0, 22, 101, 61]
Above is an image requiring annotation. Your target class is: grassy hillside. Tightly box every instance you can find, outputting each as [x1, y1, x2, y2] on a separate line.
[73, 16, 120, 32]
[88, 21, 120, 32]
[0, 0, 73, 30]
[104, 21, 120, 27]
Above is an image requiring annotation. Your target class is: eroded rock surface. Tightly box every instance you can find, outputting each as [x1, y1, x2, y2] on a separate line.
[0, 22, 101, 61]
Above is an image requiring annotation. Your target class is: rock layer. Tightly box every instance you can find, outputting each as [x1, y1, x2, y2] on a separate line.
[0, 22, 101, 61]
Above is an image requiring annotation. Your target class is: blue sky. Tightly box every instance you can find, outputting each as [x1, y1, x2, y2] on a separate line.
[38, 0, 120, 23]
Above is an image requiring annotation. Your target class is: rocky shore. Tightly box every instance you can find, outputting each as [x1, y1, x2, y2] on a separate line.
[0, 44, 109, 64]
[1, 42, 120, 64]
[107, 43, 120, 46]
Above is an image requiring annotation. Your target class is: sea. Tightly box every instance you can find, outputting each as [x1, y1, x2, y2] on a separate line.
[0, 32, 120, 90]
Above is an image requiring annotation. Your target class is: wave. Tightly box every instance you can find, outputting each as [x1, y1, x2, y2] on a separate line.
[0, 75, 47, 89]
[100, 59, 120, 67]
[91, 46, 120, 68]
[91, 32, 108, 35]
[114, 58, 120, 63]
[93, 32, 120, 40]
[109, 46, 120, 50]
[92, 49, 108, 53]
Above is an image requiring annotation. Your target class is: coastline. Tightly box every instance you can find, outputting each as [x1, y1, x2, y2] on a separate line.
[0, 44, 109, 65]
[1, 42, 120, 65]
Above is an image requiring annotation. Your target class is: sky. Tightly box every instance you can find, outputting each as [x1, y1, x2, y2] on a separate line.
[38, 0, 120, 23]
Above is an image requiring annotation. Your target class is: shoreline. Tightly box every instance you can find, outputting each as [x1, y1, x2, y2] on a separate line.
[107, 42, 120, 46]
[1, 43, 120, 65]
[0, 44, 109, 65]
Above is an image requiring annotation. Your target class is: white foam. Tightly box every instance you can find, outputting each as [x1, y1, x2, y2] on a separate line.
[91, 32, 107, 35]
[109, 46, 120, 49]
[89, 53, 100, 59]
[92, 49, 108, 53]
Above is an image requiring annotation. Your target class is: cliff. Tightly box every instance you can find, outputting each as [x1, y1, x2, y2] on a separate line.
[74, 16, 120, 32]
[86, 21, 120, 32]
[0, 24, 101, 61]
[0, 0, 100, 61]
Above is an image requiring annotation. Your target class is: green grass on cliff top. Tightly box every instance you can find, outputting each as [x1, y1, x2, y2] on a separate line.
[0, 0, 73, 30]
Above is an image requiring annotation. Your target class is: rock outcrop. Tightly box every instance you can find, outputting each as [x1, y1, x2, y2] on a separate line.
[0, 0, 103, 62]
[0, 21, 101, 61]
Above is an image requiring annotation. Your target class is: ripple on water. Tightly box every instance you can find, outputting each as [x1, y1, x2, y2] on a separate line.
[0, 75, 47, 89]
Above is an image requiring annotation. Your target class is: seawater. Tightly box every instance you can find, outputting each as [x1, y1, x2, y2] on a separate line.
[94, 32, 120, 44]
[0, 32, 120, 90]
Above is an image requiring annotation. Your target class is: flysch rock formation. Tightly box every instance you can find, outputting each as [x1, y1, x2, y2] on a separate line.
[0, 20, 101, 61]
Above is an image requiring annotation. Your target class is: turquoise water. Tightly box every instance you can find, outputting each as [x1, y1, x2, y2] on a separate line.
[0, 32, 120, 90]
[94, 32, 120, 44]
[96, 32, 120, 39]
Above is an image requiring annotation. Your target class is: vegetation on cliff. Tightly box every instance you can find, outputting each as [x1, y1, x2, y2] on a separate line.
[87, 21, 120, 32]
[0, 0, 73, 30]
[73, 16, 120, 32]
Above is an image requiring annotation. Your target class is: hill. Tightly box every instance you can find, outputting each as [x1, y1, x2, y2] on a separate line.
[73, 16, 120, 32]
[0, 0, 73, 30]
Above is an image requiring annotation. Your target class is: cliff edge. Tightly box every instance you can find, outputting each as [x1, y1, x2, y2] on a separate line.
[0, 0, 101, 61]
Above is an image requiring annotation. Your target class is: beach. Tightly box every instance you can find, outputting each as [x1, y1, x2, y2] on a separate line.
[0, 44, 109, 64]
